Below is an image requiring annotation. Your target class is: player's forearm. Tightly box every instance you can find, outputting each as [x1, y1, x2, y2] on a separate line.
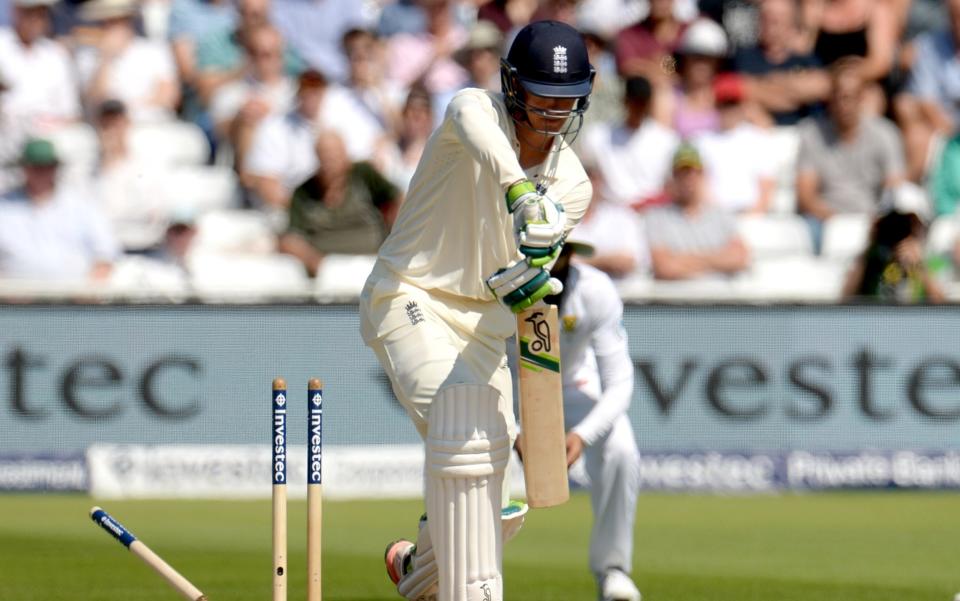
[196, 68, 244, 103]
[919, 100, 955, 133]
[243, 174, 291, 208]
[448, 93, 527, 191]
[148, 80, 180, 112]
[650, 249, 712, 280]
[705, 240, 750, 274]
[86, 61, 116, 107]
[571, 350, 633, 446]
[796, 182, 835, 221]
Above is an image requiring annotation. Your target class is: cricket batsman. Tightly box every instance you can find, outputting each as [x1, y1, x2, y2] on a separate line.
[359, 20, 595, 601]
[531, 240, 642, 601]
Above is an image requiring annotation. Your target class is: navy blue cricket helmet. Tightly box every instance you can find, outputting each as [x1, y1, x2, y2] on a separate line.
[500, 20, 595, 139]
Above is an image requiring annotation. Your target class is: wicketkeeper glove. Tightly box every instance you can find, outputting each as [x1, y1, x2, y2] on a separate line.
[486, 258, 564, 313]
[506, 180, 566, 265]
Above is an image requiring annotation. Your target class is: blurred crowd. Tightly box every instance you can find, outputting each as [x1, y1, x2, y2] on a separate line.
[2, 0, 960, 303]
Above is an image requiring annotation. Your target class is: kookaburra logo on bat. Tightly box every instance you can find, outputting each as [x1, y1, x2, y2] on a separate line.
[524, 311, 552, 353]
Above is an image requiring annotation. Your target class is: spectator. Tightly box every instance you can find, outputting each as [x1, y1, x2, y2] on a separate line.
[454, 19, 503, 92]
[578, 25, 625, 130]
[614, 0, 688, 81]
[0, 139, 119, 280]
[194, 0, 302, 104]
[800, 0, 899, 83]
[378, 0, 427, 38]
[645, 143, 750, 280]
[843, 195, 944, 303]
[375, 85, 434, 191]
[242, 69, 324, 209]
[895, 0, 960, 183]
[385, 0, 469, 110]
[569, 163, 649, 278]
[343, 27, 405, 136]
[270, 0, 367, 82]
[900, 0, 946, 44]
[954, 231, 960, 280]
[0, 0, 81, 130]
[160, 212, 199, 270]
[574, 0, 646, 41]
[694, 73, 777, 213]
[167, 0, 235, 88]
[477, 0, 539, 34]
[698, 0, 760, 52]
[580, 75, 679, 209]
[108, 209, 198, 296]
[209, 24, 296, 166]
[91, 100, 169, 251]
[73, 0, 179, 122]
[796, 59, 905, 251]
[242, 67, 385, 209]
[278, 132, 402, 277]
[0, 72, 27, 194]
[734, 0, 829, 126]
[530, 0, 578, 25]
[671, 18, 727, 139]
[929, 132, 960, 217]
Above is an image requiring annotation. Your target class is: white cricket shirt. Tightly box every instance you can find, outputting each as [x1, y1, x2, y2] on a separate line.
[0, 29, 81, 126]
[376, 88, 592, 301]
[558, 263, 634, 445]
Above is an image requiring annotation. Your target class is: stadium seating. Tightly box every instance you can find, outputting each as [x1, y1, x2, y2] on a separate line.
[190, 210, 277, 255]
[927, 216, 958, 257]
[736, 214, 813, 258]
[129, 122, 210, 166]
[767, 126, 801, 214]
[821, 214, 871, 262]
[162, 166, 239, 214]
[313, 254, 378, 300]
[186, 252, 311, 301]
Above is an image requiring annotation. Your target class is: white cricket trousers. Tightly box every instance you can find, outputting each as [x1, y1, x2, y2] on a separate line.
[565, 396, 640, 578]
[359, 264, 517, 440]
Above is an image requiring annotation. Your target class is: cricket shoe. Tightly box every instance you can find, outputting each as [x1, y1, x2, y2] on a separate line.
[600, 568, 641, 601]
[384, 539, 416, 585]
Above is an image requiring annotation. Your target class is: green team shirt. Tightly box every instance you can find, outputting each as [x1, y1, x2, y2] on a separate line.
[288, 162, 399, 255]
[196, 28, 304, 75]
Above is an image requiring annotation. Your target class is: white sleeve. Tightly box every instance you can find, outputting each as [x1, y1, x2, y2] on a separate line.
[209, 83, 247, 126]
[626, 209, 649, 269]
[571, 284, 633, 446]
[755, 130, 778, 180]
[446, 90, 528, 193]
[151, 41, 178, 81]
[243, 117, 287, 177]
[81, 199, 122, 261]
[52, 46, 82, 120]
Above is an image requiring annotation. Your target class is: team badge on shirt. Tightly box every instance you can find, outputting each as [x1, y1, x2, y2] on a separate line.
[562, 314, 578, 332]
[405, 301, 425, 326]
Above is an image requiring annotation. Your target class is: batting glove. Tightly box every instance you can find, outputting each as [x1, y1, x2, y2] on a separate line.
[506, 180, 566, 263]
[486, 259, 563, 313]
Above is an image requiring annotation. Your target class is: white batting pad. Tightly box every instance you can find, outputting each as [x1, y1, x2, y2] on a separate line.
[398, 500, 529, 600]
[426, 384, 510, 601]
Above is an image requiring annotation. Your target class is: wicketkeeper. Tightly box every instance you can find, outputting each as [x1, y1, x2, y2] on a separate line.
[359, 20, 595, 601]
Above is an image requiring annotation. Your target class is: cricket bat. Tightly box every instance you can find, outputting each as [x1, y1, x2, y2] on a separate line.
[515, 303, 569, 508]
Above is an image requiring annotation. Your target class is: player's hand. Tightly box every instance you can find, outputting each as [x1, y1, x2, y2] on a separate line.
[506, 180, 566, 265]
[486, 259, 563, 313]
[565, 432, 583, 467]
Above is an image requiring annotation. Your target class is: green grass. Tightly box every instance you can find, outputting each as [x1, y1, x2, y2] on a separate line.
[0, 492, 957, 600]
